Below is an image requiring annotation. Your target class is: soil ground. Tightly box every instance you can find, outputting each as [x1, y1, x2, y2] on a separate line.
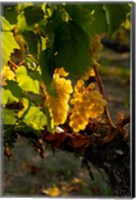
[2, 48, 130, 197]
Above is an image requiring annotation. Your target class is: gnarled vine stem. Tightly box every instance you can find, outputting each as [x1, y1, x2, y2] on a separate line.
[93, 64, 116, 129]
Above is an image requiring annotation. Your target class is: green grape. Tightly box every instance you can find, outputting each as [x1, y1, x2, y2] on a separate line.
[1, 65, 15, 86]
[44, 68, 73, 127]
[69, 78, 106, 133]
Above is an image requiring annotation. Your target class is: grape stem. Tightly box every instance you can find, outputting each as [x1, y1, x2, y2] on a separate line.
[93, 64, 116, 129]
[8, 59, 18, 70]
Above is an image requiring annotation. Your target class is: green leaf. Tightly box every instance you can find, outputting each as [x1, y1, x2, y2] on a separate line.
[81, 4, 96, 12]
[17, 4, 38, 31]
[43, 107, 54, 133]
[39, 8, 64, 47]
[24, 106, 47, 130]
[19, 100, 47, 132]
[28, 69, 42, 82]
[5, 80, 24, 98]
[40, 20, 55, 48]
[22, 31, 39, 58]
[65, 4, 108, 35]
[2, 88, 19, 106]
[64, 4, 93, 29]
[15, 66, 40, 94]
[16, 121, 41, 136]
[105, 4, 129, 36]
[0, 16, 12, 30]
[4, 124, 16, 148]
[54, 21, 91, 77]
[23, 5, 44, 26]
[87, 5, 108, 35]
[121, 4, 131, 14]
[39, 48, 57, 95]
[46, 7, 64, 30]
[3, 5, 18, 24]
[3, 109, 17, 148]
[25, 92, 43, 105]
[18, 98, 31, 119]
[17, 11, 29, 31]
[3, 108, 17, 125]
[0, 16, 20, 65]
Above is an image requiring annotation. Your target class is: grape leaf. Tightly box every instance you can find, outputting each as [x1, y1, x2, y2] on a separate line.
[19, 98, 47, 132]
[40, 21, 92, 88]
[3, 5, 18, 24]
[23, 5, 44, 26]
[15, 66, 40, 94]
[54, 21, 92, 77]
[5, 80, 24, 98]
[3, 108, 17, 125]
[28, 69, 42, 82]
[18, 98, 31, 119]
[121, 4, 131, 14]
[105, 4, 129, 36]
[43, 107, 54, 133]
[0, 16, 20, 65]
[2, 88, 19, 106]
[3, 109, 17, 148]
[16, 121, 42, 136]
[39, 8, 64, 48]
[65, 4, 108, 35]
[22, 31, 39, 58]
[17, 12, 29, 31]
[39, 48, 57, 96]
[64, 4, 93, 29]
[81, 4, 96, 12]
[17, 3, 39, 31]
[23, 105, 47, 131]
[4, 124, 16, 148]
[39, 49, 53, 85]
[25, 92, 43, 105]
[86, 4, 108, 35]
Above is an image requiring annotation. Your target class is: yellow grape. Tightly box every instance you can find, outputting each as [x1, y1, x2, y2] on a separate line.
[82, 68, 95, 81]
[1, 66, 15, 86]
[45, 67, 73, 127]
[69, 79, 106, 133]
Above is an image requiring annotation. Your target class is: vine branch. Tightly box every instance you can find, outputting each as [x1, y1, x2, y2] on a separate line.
[93, 64, 116, 129]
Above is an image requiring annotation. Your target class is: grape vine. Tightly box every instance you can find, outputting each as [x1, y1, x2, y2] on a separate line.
[0, 2, 132, 197]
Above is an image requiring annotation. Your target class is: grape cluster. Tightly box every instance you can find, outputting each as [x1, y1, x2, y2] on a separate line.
[44, 35, 105, 133]
[69, 79, 106, 133]
[82, 68, 95, 81]
[90, 34, 103, 61]
[45, 67, 73, 126]
[1, 66, 15, 86]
